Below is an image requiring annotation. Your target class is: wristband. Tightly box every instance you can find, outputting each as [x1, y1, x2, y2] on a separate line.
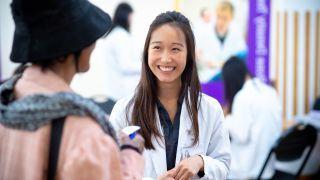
[120, 144, 141, 154]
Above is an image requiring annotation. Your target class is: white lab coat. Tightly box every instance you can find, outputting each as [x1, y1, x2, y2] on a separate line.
[71, 26, 141, 100]
[225, 78, 282, 179]
[195, 24, 247, 82]
[110, 93, 231, 179]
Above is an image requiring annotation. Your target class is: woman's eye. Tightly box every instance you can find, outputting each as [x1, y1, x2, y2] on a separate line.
[172, 48, 181, 51]
[153, 46, 160, 49]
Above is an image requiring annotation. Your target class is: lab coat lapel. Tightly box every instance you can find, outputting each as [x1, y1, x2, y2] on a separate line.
[175, 98, 193, 165]
[149, 110, 167, 176]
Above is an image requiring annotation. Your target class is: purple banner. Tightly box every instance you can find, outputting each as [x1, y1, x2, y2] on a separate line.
[248, 0, 271, 83]
[201, 81, 224, 104]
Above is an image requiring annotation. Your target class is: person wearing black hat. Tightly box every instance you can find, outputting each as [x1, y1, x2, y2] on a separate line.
[0, 0, 144, 179]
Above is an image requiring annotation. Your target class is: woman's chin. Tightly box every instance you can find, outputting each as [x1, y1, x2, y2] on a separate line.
[156, 77, 180, 84]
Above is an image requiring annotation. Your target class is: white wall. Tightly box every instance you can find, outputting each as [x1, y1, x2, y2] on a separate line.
[270, 0, 320, 122]
[0, 0, 17, 81]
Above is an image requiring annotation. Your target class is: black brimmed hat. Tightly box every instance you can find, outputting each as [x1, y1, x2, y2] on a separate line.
[10, 0, 112, 63]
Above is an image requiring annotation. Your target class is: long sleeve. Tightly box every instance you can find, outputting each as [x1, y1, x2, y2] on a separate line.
[57, 116, 144, 180]
[199, 100, 231, 179]
[120, 149, 145, 179]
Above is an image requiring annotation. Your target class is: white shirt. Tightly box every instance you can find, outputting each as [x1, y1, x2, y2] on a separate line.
[71, 26, 141, 100]
[225, 78, 282, 179]
[110, 93, 231, 179]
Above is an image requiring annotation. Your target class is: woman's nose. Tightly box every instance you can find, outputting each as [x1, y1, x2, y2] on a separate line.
[160, 50, 172, 63]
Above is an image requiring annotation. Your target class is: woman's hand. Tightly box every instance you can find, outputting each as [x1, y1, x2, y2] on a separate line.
[158, 168, 177, 180]
[173, 155, 204, 180]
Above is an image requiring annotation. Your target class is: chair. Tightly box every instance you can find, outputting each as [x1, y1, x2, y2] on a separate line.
[257, 123, 317, 179]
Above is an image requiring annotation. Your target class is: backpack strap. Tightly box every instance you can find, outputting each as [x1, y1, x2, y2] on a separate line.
[48, 118, 66, 180]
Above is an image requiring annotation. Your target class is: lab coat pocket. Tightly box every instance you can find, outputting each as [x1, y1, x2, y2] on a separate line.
[179, 144, 205, 161]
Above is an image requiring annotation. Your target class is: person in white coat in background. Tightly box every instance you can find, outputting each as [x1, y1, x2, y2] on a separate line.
[71, 2, 141, 100]
[195, 1, 247, 83]
[222, 57, 282, 179]
[110, 11, 231, 179]
[193, 7, 213, 40]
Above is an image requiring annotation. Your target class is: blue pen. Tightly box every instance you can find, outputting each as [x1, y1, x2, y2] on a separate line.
[122, 126, 140, 140]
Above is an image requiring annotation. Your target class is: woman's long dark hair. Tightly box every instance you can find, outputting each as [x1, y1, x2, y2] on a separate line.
[222, 57, 249, 113]
[126, 11, 201, 149]
[110, 2, 133, 33]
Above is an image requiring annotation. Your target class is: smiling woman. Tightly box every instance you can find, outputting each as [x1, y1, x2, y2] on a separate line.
[148, 24, 187, 85]
[110, 11, 231, 180]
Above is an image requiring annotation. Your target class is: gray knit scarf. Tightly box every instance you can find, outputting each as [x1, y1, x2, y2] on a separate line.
[0, 73, 117, 143]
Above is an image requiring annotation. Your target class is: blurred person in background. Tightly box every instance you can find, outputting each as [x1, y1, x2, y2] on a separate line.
[222, 57, 282, 179]
[110, 11, 231, 179]
[196, 0, 247, 83]
[72, 2, 141, 101]
[193, 7, 213, 40]
[0, 0, 144, 179]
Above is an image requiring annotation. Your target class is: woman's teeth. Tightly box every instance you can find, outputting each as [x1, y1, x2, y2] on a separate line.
[158, 65, 175, 72]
